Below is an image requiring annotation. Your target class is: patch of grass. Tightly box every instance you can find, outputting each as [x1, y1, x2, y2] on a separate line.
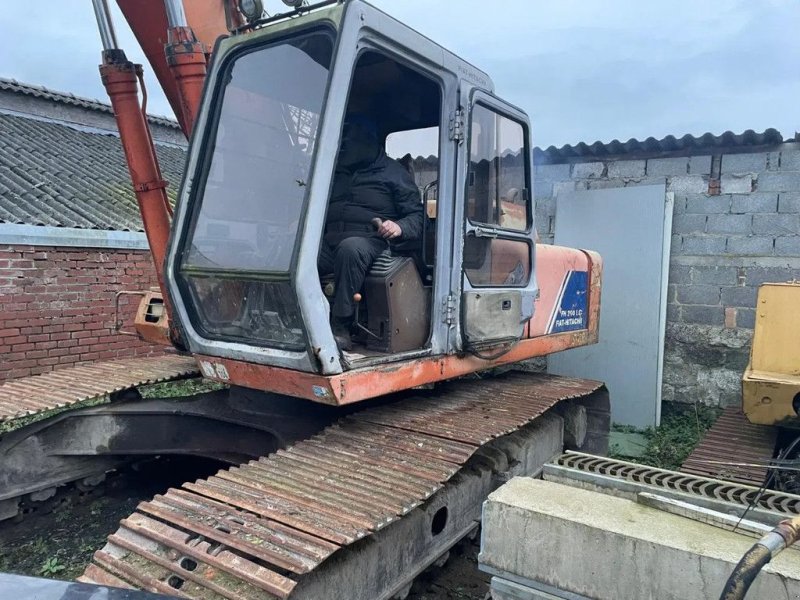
[138, 377, 227, 399]
[639, 403, 722, 470]
[39, 557, 66, 577]
[28, 537, 47, 555]
[611, 402, 722, 471]
[610, 423, 640, 435]
[1, 378, 227, 437]
[54, 510, 72, 525]
[0, 494, 144, 582]
[0, 396, 110, 435]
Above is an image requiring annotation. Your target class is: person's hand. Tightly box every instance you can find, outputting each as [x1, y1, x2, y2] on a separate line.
[378, 220, 402, 239]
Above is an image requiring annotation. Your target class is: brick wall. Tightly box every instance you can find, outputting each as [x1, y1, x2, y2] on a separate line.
[531, 141, 800, 407]
[0, 245, 164, 382]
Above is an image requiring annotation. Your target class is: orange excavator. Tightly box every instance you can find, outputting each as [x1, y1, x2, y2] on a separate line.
[0, 1, 609, 598]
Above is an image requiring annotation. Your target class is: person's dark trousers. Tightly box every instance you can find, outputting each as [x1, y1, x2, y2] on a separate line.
[318, 236, 387, 319]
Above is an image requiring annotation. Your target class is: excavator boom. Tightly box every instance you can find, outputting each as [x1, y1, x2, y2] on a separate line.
[115, 0, 228, 135]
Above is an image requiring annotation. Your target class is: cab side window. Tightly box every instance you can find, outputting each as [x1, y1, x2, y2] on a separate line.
[464, 104, 532, 288]
[467, 105, 529, 231]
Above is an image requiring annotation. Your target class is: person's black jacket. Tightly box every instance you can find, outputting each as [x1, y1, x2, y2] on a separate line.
[326, 152, 423, 242]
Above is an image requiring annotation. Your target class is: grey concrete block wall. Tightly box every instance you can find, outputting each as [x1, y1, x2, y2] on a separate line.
[689, 155, 712, 175]
[669, 175, 707, 194]
[731, 193, 777, 213]
[608, 160, 645, 178]
[720, 174, 754, 194]
[647, 156, 689, 177]
[533, 141, 800, 407]
[782, 150, 800, 171]
[779, 193, 800, 213]
[721, 152, 768, 174]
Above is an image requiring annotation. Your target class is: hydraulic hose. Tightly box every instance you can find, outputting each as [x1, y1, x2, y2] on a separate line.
[719, 517, 800, 600]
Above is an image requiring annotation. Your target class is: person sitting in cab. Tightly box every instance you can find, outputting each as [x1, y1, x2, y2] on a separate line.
[319, 115, 423, 350]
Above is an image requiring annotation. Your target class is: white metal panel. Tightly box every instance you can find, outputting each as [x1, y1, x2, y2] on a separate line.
[548, 184, 672, 427]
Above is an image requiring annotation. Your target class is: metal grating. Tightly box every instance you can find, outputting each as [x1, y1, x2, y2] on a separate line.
[554, 452, 800, 516]
[80, 373, 603, 599]
[680, 407, 777, 486]
[0, 355, 199, 423]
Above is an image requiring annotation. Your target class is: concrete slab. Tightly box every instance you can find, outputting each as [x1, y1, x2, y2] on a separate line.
[490, 576, 567, 600]
[480, 477, 800, 600]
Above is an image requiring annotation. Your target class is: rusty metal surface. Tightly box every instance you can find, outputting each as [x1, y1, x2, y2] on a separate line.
[82, 372, 603, 598]
[192, 326, 599, 405]
[0, 355, 199, 423]
[681, 407, 778, 486]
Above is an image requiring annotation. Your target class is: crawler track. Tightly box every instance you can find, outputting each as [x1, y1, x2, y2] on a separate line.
[0, 356, 203, 522]
[680, 407, 777, 486]
[79, 373, 607, 600]
[0, 355, 199, 424]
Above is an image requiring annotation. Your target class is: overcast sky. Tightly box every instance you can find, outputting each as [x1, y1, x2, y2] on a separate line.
[0, 1, 797, 148]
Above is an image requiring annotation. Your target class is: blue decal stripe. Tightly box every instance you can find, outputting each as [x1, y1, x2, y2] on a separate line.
[550, 271, 589, 334]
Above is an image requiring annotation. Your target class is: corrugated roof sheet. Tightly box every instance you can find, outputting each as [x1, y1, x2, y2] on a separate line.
[534, 128, 786, 163]
[0, 78, 180, 130]
[0, 112, 185, 231]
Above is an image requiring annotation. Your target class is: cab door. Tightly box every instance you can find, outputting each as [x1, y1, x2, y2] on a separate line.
[459, 91, 538, 353]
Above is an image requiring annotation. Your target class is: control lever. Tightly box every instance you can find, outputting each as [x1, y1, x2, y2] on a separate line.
[371, 217, 393, 251]
[353, 293, 381, 340]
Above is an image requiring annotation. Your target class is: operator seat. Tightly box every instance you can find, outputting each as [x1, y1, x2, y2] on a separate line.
[321, 246, 429, 354]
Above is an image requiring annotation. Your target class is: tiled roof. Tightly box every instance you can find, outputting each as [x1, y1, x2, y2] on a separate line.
[534, 128, 787, 163]
[0, 112, 185, 231]
[0, 78, 180, 130]
[0, 76, 789, 233]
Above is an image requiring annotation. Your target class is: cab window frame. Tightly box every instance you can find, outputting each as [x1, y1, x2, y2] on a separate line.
[462, 99, 534, 289]
[177, 25, 338, 280]
[327, 45, 446, 275]
[173, 25, 338, 351]
[465, 102, 533, 235]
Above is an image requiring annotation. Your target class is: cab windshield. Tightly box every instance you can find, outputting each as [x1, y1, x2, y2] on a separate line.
[177, 30, 334, 351]
[183, 31, 333, 272]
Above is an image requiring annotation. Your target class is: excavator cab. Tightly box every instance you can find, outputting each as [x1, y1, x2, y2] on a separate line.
[167, 1, 539, 374]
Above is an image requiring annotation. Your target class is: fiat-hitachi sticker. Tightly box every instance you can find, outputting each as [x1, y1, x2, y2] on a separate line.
[546, 270, 588, 333]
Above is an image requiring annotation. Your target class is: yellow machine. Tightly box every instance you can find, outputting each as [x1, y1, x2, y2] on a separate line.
[742, 282, 800, 426]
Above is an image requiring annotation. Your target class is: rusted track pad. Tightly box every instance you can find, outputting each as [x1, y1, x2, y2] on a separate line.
[0, 355, 199, 423]
[81, 373, 602, 599]
[681, 407, 777, 486]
